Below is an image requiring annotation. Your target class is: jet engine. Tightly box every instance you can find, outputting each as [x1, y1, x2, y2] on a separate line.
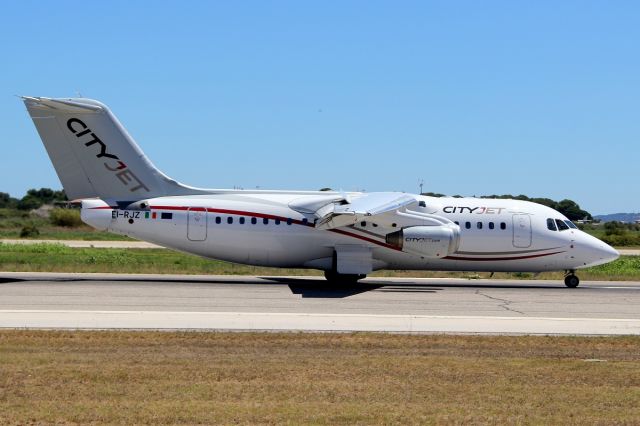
[385, 225, 460, 258]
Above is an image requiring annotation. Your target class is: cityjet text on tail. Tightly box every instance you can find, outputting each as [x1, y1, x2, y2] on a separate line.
[22, 97, 619, 287]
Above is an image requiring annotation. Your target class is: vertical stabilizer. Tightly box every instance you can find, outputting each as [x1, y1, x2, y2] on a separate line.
[22, 97, 205, 202]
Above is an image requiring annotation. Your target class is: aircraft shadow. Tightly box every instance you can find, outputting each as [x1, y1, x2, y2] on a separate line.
[264, 277, 385, 298]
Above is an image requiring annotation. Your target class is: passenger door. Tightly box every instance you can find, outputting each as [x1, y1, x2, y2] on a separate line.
[512, 214, 532, 248]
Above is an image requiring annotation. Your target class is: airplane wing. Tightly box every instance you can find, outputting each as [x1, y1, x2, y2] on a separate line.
[315, 192, 417, 229]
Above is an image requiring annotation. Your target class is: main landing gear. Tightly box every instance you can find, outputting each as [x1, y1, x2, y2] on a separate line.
[564, 270, 580, 288]
[324, 271, 366, 284]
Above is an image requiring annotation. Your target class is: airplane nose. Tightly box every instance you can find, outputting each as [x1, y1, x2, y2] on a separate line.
[599, 243, 620, 263]
[578, 232, 619, 267]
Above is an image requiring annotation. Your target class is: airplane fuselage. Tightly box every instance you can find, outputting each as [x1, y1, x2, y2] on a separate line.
[82, 192, 618, 274]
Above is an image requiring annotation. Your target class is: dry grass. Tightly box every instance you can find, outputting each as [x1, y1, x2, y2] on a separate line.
[0, 331, 639, 424]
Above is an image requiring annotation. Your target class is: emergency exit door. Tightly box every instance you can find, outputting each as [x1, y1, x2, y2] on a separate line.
[187, 208, 207, 241]
[512, 214, 532, 248]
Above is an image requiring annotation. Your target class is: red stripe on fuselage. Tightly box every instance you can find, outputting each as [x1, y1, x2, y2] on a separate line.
[443, 251, 566, 261]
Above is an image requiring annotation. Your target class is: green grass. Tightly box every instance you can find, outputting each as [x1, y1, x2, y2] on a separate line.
[0, 242, 638, 280]
[0, 331, 639, 424]
[0, 242, 321, 276]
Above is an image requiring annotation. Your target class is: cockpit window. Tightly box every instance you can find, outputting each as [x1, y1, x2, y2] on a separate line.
[564, 220, 578, 229]
[547, 218, 557, 231]
[555, 219, 569, 231]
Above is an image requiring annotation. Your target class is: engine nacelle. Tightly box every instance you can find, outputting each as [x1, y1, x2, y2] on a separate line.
[386, 225, 460, 258]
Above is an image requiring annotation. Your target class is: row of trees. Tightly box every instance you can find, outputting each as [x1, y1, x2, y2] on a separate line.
[0, 188, 67, 210]
[422, 193, 592, 221]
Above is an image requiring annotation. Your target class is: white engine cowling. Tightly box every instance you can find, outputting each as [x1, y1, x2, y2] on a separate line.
[385, 225, 460, 258]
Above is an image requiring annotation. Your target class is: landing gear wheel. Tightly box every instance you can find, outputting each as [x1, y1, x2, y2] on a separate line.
[324, 271, 366, 284]
[564, 274, 580, 288]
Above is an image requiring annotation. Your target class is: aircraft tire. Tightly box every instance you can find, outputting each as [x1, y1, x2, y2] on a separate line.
[564, 274, 580, 288]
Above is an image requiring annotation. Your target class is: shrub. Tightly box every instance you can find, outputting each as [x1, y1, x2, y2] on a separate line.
[49, 208, 83, 227]
[17, 196, 42, 211]
[20, 224, 40, 238]
[604, 221, 625, 236]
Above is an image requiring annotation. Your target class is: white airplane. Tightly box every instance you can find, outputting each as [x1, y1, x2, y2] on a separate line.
[22, 97, 619, 288]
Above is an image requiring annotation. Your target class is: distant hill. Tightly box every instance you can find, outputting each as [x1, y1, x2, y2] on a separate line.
[594, 213, 640, 223]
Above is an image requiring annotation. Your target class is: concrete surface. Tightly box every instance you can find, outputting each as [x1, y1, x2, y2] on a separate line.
[1, 272, 639, 334]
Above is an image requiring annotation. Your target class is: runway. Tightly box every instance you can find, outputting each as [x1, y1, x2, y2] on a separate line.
[1, 272, 640, 335]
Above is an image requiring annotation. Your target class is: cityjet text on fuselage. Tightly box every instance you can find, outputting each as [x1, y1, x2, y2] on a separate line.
[442, 206, 505, 214]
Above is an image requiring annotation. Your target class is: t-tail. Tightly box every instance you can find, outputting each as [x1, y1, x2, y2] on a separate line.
[22, 97, 210, 205]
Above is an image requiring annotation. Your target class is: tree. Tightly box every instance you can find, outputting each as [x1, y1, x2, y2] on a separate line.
[556, 199, 592, 221]
[17, 196, 42, 210]
[0, 192, 18, 208]
[16, 188, 67, 211]
[25, 188, 66, 203]
[529, 198, 557, 209]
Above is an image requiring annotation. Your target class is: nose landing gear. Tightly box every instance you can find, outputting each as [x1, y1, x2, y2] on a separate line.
[564, 270, 580, 288]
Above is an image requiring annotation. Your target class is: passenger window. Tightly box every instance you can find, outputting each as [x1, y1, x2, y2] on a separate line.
[391, 223, 397, 228]
[251, 217, 257, 225]
[302, 218, 308, 225]
[275, 218, 281, 225]
[477, 222, 482, 229]
[263, 218, 269, 225]
[239, 217, 245, 225]
[454, 221, 459, 226]
[361, 221, 366, 227]
[227, 217, 233, 224]
[489, 222, 494, 230]
[500, 222, 506, 230]
[565, 220, 578, 229]
[465, 222, 471, 229]
[372, 223, 378, 227]
[547, 218, 557, 231]
[286, 218, 292, 225]
[215, 217, 221, 224]
[556, 219, 569, 231]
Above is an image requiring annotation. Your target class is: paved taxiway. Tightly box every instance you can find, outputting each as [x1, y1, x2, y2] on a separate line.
[1, 272, 639, 335]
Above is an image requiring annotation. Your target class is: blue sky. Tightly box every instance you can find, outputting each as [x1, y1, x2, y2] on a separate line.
[1, 1, 638, 214]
